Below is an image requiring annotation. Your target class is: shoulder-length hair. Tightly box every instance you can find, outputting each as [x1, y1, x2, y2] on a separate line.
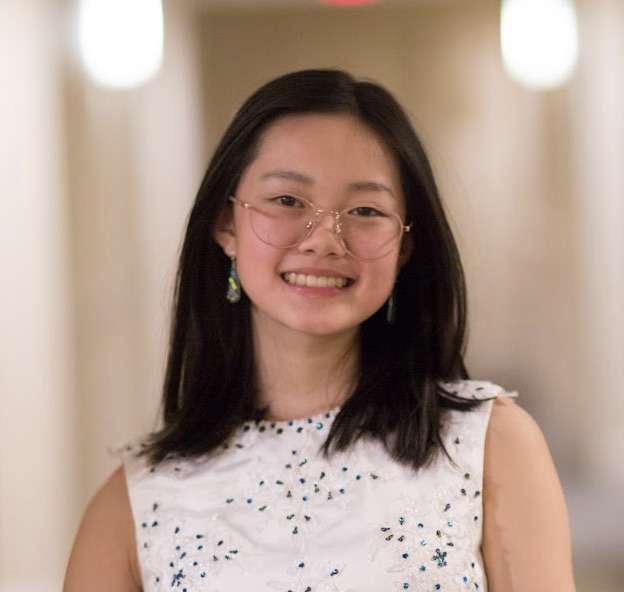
[140, 68, 484, 470]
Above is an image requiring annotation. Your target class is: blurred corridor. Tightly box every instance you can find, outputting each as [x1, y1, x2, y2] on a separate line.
[1, 0, 622, 589]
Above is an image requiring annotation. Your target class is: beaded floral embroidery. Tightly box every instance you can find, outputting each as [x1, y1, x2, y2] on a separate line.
[116, 380, 517, 591]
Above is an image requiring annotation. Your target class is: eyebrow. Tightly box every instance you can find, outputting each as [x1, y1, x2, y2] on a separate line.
[260, 169, 395, 198]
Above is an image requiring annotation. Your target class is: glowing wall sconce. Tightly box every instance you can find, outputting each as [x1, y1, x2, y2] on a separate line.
[78, 0, 164, 89]
[500, 0, 579, 91]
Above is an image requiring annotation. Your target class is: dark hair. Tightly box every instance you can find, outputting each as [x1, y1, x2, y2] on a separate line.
[140, 68, 486, 470]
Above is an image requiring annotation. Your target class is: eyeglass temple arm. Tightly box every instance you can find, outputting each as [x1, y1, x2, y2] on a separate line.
[229, 195, 252, 209]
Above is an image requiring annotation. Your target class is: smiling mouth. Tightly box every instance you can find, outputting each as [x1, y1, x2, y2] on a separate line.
[281, 273, 355, 288]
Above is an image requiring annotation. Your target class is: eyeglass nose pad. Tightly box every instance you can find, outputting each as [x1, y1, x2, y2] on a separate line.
[300, 212, 347, 254]
[318, 211, 343, 239]
[303, 218, 316, 238]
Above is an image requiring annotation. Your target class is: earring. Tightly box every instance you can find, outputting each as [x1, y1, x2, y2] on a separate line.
[386, 290, 396, 324]
[226, 256, 241, 303]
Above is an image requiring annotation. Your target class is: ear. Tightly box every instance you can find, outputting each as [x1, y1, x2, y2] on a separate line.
[213, 205, 237, 258]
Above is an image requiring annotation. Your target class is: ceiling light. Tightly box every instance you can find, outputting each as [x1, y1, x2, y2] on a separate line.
[78, 0, 164, 89]
[501, 0, 579, 90]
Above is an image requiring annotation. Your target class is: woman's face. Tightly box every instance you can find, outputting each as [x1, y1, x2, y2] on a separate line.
[216, 113, 409, 339]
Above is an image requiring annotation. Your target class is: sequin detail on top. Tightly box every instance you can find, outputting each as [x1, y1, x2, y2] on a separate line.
[116, 379, 518, 591]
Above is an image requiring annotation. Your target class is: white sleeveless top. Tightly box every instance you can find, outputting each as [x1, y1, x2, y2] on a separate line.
[118, 379, 518, 592]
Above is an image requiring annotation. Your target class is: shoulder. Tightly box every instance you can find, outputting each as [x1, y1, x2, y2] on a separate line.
[64, 465, 142, 591]
[486, 395, 542, 448]
[482, 397, 576, 590]
[484, 397, 561, 486]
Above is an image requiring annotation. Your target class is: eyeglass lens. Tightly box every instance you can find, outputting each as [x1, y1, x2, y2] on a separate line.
[248, 199, 401, 259]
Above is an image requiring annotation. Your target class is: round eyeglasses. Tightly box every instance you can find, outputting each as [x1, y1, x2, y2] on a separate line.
[229, 194, 411, 260]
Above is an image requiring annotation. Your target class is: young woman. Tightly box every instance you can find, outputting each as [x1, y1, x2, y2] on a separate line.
[64, 69, 576, 591]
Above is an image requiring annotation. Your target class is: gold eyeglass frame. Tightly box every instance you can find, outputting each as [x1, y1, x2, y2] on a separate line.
[229, 195, 412, 260]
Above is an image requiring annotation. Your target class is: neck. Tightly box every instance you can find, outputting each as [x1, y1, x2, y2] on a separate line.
[252, 315, 360, 422]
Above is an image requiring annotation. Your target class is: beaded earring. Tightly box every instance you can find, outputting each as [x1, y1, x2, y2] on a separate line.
[386, 290, 396, 324]
[226, 256, 241, 304]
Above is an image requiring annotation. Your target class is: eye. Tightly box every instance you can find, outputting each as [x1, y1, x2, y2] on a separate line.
[271, 195, 305, 208]
[349, 206, 387, 217]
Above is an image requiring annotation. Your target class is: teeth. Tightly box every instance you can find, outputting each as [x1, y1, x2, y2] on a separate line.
[283, 273, 349, 288]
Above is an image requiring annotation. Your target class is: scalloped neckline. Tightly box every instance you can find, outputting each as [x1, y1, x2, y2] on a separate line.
[241, 404, 342, 432]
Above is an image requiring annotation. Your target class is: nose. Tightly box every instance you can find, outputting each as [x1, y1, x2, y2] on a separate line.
[296, 210, 347, 258]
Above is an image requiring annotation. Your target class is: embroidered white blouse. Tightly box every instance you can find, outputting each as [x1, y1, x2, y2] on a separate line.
[118, 379, 518, 592]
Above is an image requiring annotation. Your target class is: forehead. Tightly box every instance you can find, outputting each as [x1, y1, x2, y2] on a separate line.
[239, 113, 402, 197]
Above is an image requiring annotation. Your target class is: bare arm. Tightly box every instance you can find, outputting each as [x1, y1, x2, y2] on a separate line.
[64, 465, 142, 591]
[482, 397, 576, 591]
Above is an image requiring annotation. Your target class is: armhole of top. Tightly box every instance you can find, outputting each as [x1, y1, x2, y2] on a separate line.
[479, 387, 520, 500]
[108, 440, 150, 588]
[483, 388, 520, 428]
[481, 386, 520, 451]
[467, 384, 520, 512]
[439, 381, 519, 485]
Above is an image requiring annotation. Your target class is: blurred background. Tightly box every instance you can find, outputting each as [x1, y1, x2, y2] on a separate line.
[1, 0, 622, 589]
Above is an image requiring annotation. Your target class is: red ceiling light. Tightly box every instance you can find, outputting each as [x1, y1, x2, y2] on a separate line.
[319, 0, 377, 6]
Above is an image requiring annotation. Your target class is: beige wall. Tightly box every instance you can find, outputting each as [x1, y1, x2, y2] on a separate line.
[0, 1, 79, 589]
[63, 0, 207, 494]
[1, 0, 622, 589]
[1, 0, 207, 589]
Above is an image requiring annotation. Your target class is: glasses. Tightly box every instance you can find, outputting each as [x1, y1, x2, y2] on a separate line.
[229, 194, 411, 260]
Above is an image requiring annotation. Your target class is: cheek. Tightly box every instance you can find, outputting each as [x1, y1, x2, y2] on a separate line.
[235, 240, 281, 294]
[371, 249, 401, 282]
[358, 256, 400, 303]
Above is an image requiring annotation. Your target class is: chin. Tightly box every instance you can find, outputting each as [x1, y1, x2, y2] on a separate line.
[277, 312, 360, 337]
[287, 321, 354, 337]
